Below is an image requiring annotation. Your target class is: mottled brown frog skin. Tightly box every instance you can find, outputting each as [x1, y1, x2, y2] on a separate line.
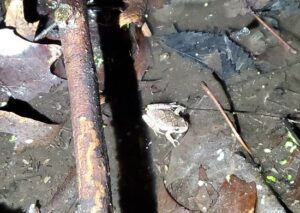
[142, 103, 189, 147]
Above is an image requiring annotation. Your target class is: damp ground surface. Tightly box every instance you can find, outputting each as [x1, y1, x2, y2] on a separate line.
[1, 0, 300, 212]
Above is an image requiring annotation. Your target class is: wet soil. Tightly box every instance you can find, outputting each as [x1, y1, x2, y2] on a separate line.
[1, 0, 300, 212]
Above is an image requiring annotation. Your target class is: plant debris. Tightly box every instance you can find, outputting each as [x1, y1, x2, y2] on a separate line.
[165, 32, 254, 80]
[4, 0, 39, 40]
[0, 110, 61, 153]
[0, 29, 62, 102]
[201, 81, 253, 156]
[211, 175, 257, 213]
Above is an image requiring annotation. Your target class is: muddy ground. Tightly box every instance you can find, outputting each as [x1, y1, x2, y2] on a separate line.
[1, 0, 300, 212]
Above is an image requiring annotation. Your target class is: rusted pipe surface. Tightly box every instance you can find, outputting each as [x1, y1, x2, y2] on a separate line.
[57, 1, 111, 212]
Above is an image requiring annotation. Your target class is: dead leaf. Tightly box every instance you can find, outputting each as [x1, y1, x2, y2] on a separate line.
[119, 0, 144, 27]
[212, 175, 257, 213]
[0, 110, 62, 153]
[5, 0, 39, 40]
[131, 27, 153, 80]
[0, 29, 62, 102]
[157, 179, 191, 213]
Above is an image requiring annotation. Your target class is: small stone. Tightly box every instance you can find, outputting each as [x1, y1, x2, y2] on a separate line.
[22, 159, 30, 165]
[159, 53, 170, 62]
[25, 139, 33, 144]
[0, 102, 7, 107]
[198, 180, 205, 186]
[43, 176, 51, 183]
[256, 185, 263, 190]
[43, 159, 50, 165]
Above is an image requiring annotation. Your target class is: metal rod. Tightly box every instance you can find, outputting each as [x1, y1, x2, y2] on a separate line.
[57, 1, 111, 212]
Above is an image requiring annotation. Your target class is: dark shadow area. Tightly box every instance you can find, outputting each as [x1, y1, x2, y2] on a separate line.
[97, 5, 157, 213]
[23, 0, 39, 22]
[246, 19, 259, 29]
[1, 98, 55, 124]
[23, 0, 54, 42]
[212, 73, 241, 133]
[0, 203, 24, 213]
[266, 185, 293, 213]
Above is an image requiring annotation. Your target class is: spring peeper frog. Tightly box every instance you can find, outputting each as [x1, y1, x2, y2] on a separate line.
[142, 103, 189, 147]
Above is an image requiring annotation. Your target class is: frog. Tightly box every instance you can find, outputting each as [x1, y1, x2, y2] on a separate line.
[142, 103, 189, 147]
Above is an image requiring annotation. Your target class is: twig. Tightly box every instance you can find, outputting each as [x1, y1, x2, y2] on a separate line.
[34, 22, 57, 41]
[250, 11, 297, 55]
[200, 82, 253, 157]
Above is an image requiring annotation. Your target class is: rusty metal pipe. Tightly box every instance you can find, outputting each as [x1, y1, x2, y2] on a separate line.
[57, 1, 111, 212]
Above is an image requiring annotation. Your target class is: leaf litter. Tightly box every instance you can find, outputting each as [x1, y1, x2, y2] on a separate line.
[211, 175, 257, 213]
[0, 29, 62, 102]
[165, 32, 254, 80]
[163, 96, 285, 212]
[0, 110, 61, 153]
[0, 0, 63, 153]
[1, 0, 300, 212]
[5, 0, 39, 40]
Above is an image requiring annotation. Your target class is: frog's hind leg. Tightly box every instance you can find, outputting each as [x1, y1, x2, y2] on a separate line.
[142, 114, 164, 136]
[165, 131, 179, 147]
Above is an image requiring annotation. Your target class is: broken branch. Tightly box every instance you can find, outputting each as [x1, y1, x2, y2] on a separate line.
[250, 11, 297, 55]
[200, 82, 253, 157]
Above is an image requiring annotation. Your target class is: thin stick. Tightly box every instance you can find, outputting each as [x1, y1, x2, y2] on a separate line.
[251, 11, 297, 55]
[34, 22, 57, 41]
[200, 82, 253, 156]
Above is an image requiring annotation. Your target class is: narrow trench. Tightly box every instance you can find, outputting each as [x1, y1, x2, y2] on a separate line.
[97, 4, 157, 213]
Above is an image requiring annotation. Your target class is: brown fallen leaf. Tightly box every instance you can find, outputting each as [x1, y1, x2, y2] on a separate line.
[119, 0, 145, 27]
[119, 0, 166, 27]
[157, 178, 191, 213]
[131, 26, 153, 80]
[212, 175, 257, 213]
[0, 110, 62, 153]
[0, 29, 62, 102]
[5, 0, 39, 40]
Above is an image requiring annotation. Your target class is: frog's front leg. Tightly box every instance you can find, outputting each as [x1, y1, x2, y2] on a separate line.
[165, 131, 179, 147]
[171, 105, 187, 115]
